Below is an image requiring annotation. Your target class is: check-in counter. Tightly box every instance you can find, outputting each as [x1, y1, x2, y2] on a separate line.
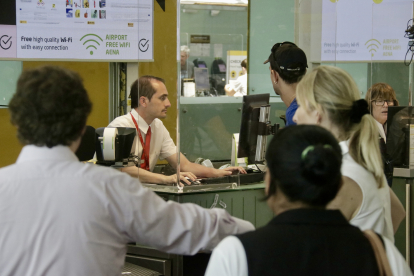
[392, 169, 414, 270]
[125, 181, 273, 276]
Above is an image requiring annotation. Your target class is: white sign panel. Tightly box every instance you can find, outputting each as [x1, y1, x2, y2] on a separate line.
[0, 0, 153, 61]
[321, 0, 413, 62]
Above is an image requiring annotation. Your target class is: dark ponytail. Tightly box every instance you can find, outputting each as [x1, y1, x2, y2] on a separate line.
[265, 125, 342, 207]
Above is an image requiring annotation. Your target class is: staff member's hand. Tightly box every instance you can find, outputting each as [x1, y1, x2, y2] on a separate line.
[165, 172, 197, 186]
[223, 166, 247, 174]
[212, 166, 247, 177]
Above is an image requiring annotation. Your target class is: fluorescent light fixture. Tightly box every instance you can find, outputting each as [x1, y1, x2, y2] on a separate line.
[180, 0, 248, 5]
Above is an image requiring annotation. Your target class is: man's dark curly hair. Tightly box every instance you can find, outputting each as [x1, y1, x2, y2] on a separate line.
[9, 66, 92, 147]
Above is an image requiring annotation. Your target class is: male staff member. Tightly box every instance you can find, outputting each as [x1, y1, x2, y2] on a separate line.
[0, 66, 254, 276]
[264, 42, 307, 126]
[108, 75, 245, 185]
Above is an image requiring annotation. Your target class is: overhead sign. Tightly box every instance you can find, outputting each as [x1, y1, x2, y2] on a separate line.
[0, 0, 153, 61]
[190, 35, 210, 44]
[321, 0, 413, 62]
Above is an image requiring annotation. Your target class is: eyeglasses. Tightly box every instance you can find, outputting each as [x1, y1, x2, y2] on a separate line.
[372, 100, 395, 106]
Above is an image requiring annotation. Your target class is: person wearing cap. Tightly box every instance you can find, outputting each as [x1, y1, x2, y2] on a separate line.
[264, 42, 308, 126]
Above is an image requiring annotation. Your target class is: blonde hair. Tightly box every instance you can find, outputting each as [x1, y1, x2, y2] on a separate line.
[296, 65, 384, 187]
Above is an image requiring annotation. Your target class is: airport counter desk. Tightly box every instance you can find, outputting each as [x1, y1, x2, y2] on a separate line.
[125, 179, 273, 276]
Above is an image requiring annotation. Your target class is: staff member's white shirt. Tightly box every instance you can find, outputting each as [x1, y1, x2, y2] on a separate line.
[230, 74, 247, 97]
[108, 109, 177, 171]
[0, 145, 254, 276]
[375, 119, 386, 142]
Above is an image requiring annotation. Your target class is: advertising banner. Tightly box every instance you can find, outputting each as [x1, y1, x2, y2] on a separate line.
[0, 0, 153, 61]
[321, 0, 413, 62]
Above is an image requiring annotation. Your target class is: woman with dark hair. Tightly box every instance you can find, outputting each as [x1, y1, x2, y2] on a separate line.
[366, 83, 399, 186]
[205, 125, 411, 276]
[293, 66, 405, 241]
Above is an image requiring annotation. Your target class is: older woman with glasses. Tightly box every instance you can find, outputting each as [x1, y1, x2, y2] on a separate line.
[366, 83, 399, 140]
[366, 83, 399, 186]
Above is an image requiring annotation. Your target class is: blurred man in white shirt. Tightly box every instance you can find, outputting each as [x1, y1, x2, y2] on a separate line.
[0, 66, 254, 276]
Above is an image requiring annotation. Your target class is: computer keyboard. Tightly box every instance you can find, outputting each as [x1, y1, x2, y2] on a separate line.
[199, 171, 265, 185]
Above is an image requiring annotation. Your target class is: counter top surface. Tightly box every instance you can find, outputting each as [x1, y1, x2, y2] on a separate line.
[143, 182, 265, 195]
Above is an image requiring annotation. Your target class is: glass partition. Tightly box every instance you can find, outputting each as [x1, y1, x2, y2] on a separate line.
[178, 2, 248, 176]
[370, 2, 413, 261]
[116, 0, 183, 188]
[179, 3, 247, 98]
[0, 61, 22, 107]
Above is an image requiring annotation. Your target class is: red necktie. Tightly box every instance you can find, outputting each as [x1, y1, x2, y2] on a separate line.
[140, 126, 151, 170]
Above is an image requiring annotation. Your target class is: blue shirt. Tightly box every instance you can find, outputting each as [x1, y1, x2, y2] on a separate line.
[285, 98, 298, 126]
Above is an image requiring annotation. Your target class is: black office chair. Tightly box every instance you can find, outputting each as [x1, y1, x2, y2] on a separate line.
[210, 58, 226, 95]
[193, 58, 208, 69]
[75, 125, 96, 162]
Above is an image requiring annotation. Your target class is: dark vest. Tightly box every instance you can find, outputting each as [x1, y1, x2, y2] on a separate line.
[237, 209, 379, 276]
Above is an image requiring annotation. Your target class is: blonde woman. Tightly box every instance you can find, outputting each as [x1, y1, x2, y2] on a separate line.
[293, 65, 405, 241]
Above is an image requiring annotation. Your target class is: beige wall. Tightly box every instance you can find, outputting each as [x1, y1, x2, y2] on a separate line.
[0, 62, 110, 167]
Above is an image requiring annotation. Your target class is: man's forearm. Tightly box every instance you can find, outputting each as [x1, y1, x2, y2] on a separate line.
[120, 166, 171, 184]
[180, 162, 218, 178]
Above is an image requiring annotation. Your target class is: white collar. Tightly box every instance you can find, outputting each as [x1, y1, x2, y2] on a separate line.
[375, 119, 386, 142]
[130, 109, 152, 134]
[16, 145, 78, 164]
[339, 140, 349, 155]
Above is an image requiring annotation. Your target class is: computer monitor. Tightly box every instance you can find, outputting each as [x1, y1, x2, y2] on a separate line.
[194, 67, 210, 91]
[387, 106, 414, 168]
[95, 127, 136, 166]
[238, 93, 270, 165]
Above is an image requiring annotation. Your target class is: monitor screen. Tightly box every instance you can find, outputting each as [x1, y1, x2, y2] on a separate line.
[238, 93, 270, 165]
[194, 67, 210, 91]
[218, 64, 226, 72]
[387, 106, 414, 168]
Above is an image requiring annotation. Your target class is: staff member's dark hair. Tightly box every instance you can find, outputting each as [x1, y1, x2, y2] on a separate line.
[130, 75, 166, 109]
[9, 66, 92, 147]
[241, 59, 247, 69]
[265, 125, 342, 207]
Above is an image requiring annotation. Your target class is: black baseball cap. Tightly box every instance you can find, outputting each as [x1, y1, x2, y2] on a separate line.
[264, 42, 307, 72]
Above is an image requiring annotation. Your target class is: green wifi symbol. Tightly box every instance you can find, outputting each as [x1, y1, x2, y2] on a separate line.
[80, 34, 103, 55]
[365, 39, 381, 57]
